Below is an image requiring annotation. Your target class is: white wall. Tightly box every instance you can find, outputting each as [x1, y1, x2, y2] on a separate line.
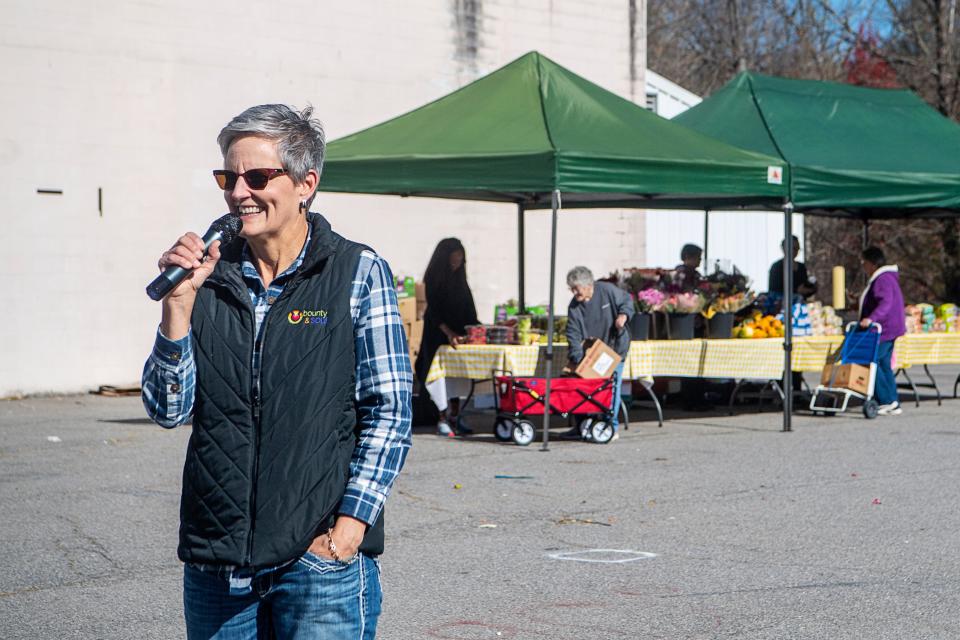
[642, 210, 805, 290]
[0, 0, 647, 396]
[644, 69, 701, 118]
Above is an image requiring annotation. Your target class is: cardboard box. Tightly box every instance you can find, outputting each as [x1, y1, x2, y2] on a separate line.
[403, 320, 424, 352]
[415, 283, 427, 320]
[409, 319, 423, 347]
[574, 338, 622, 379]
[398, 297, 417, 326]
[820, 363, 870, 394]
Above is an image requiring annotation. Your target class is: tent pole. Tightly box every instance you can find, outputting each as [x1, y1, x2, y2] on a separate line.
[541, 190, 560, 451]
[703, 208, 710, 273]
[782, 202, 795, 432]
[862, 219, 870, 250]
[518, 203, 526, 311]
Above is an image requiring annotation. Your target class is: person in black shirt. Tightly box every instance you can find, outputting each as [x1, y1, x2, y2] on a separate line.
[674, 243, 703, 292]
[768, 235, 817, 298]
[415, 238, 479, 437]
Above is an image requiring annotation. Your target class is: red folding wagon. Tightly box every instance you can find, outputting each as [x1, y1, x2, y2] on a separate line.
[492, 370, 617, 445]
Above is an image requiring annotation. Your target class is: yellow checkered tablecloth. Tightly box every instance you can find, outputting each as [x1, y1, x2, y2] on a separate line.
[424, 334, 960, 384]
[702, 339, 785, 379]
[895, 333, 960, 368]
[627, 339, 784, 379]
[791, 336, 845, 372]
[791, 333, 960, 371]
[425, 344, 541, 384]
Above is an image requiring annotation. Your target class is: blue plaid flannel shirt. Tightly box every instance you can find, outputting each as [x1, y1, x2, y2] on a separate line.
[142, 227, 413, 533]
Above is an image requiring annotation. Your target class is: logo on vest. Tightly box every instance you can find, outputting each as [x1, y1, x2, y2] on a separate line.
[288, 309, 328, 326]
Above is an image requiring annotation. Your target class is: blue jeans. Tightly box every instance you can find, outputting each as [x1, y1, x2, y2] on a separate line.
[874, 340, 898, 405]
[183, 552, 382, 640]
[610, 362, 625, 432]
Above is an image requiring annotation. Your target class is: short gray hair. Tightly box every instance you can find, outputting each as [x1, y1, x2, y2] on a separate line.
[566, 266, 594, 288]
[217, 104, 326, 188]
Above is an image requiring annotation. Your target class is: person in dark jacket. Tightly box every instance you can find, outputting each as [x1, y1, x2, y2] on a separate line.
[414, 238, 479, 437]
[768, 235, 817, 298]
[564, 266, 633, 439]
[141, 104, 411, 639]
[858, 246, 906, 416]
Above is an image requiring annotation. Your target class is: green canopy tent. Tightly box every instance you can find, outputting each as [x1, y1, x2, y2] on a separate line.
[320, 51, 792, 445]
[674, 72, 960, 218]
[675, 72, 960, 427]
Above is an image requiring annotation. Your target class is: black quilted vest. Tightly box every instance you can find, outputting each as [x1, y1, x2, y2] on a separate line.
[178, 213, 384, 568]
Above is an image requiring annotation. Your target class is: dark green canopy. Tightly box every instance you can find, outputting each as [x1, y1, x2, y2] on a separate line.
[674, 72, 960, 217]
[319, 52, 801, 438]
[320, 52, 788, 209]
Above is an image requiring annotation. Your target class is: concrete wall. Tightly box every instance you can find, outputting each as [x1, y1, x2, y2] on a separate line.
[0, 0, 646, 396]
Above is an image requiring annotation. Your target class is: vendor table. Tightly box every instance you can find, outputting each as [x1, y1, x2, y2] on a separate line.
[424, 343, 663, 426]
[791, 333, 960, 406]
[424, 339, 785, 383]
[423, 334, 960, 418]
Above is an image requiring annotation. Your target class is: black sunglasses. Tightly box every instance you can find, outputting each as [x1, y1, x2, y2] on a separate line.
[212, 168, 286, 190]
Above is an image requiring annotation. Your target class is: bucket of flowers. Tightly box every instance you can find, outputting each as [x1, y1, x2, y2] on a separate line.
[701, 272, 755, 338]
[660, 290, 707, 339]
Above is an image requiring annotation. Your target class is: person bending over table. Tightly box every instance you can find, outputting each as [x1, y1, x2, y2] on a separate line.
[414, 237, 479, 437]
[563, 266, 633, 440]
[858, 246, 906, 416]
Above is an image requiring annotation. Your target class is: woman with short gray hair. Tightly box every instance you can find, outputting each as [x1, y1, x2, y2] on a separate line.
[142, 104, 412, 638]
[566, 265, 594, 289]
[563, 266, 634, 441]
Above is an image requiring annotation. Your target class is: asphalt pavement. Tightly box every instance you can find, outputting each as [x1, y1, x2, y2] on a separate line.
[2, 367, 959, 639]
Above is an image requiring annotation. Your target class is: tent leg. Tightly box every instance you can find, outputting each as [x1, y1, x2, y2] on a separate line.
[783, 202, 795, 432]
[862, 219, 870, 250]
[541, 191, 560, 451]
[518, 203, 526, 311]
[703, 208, 710, 273]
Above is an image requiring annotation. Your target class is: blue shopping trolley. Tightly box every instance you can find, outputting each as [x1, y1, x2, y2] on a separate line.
[810, 323, 883, 419]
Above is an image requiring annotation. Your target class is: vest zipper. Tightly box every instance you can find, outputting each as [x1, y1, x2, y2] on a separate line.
[246, 312, 266, 567]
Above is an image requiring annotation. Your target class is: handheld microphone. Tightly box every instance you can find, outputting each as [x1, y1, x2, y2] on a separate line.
[146, 214, 243, 301]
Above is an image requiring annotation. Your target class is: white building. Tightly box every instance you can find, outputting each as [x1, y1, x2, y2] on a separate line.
[643, 70, 804, 288]
[1, 1, 650, 396]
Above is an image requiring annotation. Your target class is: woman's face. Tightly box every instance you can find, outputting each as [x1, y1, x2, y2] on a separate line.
[223, 136, 315, 241]
[449, 250, 465, 272]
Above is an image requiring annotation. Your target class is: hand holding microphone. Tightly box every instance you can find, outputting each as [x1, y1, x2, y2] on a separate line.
[147, 214, 243, 302]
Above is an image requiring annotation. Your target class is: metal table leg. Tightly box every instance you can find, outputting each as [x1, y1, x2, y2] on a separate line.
[896, 368, 921, 407]
[728, 379, 746, 415]
[639, 382, 664, 427]
[923, 365, 943, 406]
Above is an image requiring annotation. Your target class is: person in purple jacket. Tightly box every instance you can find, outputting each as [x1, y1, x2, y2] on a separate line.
[858, 246, 906, 416]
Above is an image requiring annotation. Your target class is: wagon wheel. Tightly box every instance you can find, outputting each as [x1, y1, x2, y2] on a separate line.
[494, 418, 515, 442]
[578, 417, 594, 441]
[590, 420, 615, 444]
[512, 420, 536, 446]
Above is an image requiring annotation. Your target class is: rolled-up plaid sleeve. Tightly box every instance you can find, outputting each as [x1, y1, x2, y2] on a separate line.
[339, 251, 413, 526]
[141, 328, 196, 428]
